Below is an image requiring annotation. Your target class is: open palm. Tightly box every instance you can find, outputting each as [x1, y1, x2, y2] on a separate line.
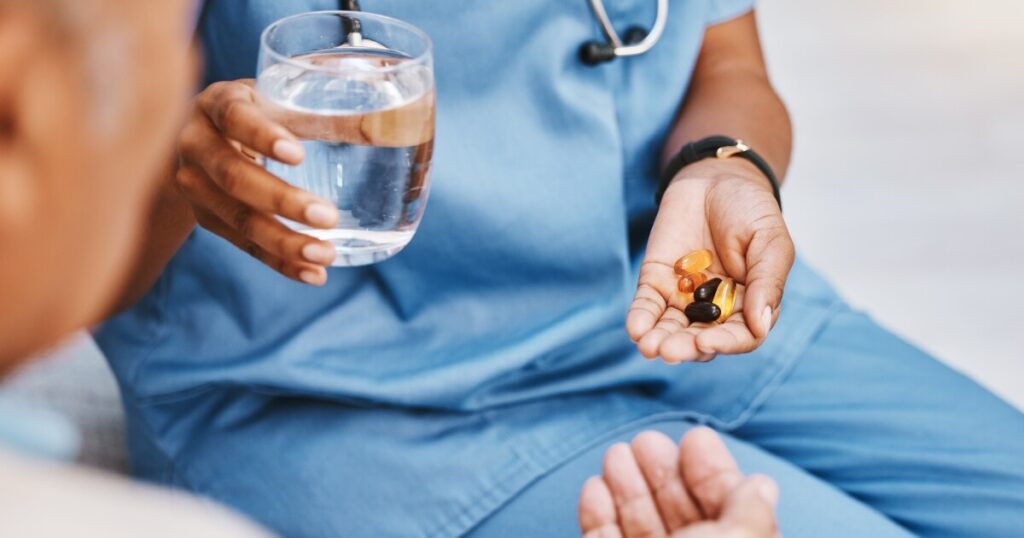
[627, 161, 794, 363]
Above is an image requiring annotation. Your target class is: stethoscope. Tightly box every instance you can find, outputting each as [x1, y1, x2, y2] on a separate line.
[579, 0, 668, 65]
[337, 0, 668, 66]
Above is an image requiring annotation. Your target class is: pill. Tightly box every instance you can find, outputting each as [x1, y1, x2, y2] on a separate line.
[676, 271, 709, 293]
[693, 277, 722, 303]
[711, 277, 737, 323]
[684, 301, 721, 324]
[674, 249, 713, 276]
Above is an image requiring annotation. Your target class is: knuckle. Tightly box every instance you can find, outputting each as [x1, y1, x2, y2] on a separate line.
[275, 233, 292, 258]
[270, 188, 291, 215]
[205, 80, 234, 101]
[217, 158, 247, 195]
[220, 99, 246, 126]
[232, 205, 254, 237]
[197, 81, 227, 109]
[206, 80, 229, 93]
[767, 276, 787, 295]
[194, 212, 215, 229]
[174, 167, 195, 191]
[176, 120, 202, 157]
[241, 241, 261, 260]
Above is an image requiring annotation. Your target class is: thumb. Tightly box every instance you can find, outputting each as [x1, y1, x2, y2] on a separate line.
[742, 225, 794, 340]
[717, 475, 779, 537]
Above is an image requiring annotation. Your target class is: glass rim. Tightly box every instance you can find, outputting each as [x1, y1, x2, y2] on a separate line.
[259, 10, 433, 75]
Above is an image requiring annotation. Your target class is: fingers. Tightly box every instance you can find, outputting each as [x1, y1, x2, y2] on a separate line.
[692, 318, 756, 356]
[197, 80, 305, 165]
[627, 282, 668, 343]
[637, 308, 690, 360]
[193, 207, 328, 286]
[657, 328, 717, 364]
[678, 427, 743, 518]
[715, 475, 779, 538]
[579, 477, 624, 538]
[628, 261, 677, 342]
[631, 432, 703, 531]
[740, 226, 793, 340]
[179, 114, 338, 228]
[179, 165, 334, 284]
[603, 443, 669, 538]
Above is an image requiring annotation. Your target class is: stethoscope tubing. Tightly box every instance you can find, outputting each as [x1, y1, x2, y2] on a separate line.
[334, 0, 668, 65]
[586, 0, 668, 58]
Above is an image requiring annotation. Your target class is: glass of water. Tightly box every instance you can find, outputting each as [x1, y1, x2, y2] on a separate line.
[257, 11, 434, 266]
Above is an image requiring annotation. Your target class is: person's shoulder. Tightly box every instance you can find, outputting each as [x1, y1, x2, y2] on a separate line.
[0, 396, 79, 462]
[0, 450, 275, 537]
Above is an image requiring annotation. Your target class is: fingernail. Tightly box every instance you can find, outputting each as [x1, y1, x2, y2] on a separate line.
[273, 139, 304, 162]
[298, 269, 322, 285]
[305, 203, 338, 228]
[755, 477, 779, 507]
[302, 243, 336, 264]
[761, 306, 773, 334]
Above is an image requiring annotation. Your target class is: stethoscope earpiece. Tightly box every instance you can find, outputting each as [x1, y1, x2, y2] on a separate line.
[579, 41, 616, 65]
[580, 26, 648, 65]
[580, 0, 667, 66]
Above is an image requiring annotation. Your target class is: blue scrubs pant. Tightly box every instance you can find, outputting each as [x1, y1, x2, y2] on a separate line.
[471, 307, 1024, 537]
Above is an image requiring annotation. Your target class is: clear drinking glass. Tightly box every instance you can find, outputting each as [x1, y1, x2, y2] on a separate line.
[257, 11, 434, 266]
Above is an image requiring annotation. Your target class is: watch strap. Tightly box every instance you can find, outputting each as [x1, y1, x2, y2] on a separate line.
[655, 135, 782, 210]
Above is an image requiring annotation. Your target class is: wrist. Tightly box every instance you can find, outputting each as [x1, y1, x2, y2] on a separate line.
[657, 136, 782, 210]
[666, 158, 773, 195]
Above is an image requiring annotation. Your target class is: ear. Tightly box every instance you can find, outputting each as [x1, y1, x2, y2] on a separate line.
[0, 9, 46, 233]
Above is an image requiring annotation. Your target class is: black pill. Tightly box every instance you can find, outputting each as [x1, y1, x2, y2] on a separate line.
[684, 301, 721, 323]
[693, 278, 722, 303]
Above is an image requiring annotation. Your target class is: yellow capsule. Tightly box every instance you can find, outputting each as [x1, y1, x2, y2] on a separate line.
[676, 271, 708, 293]
[673, 249, 713, 276]
[711, 277, 736, 323]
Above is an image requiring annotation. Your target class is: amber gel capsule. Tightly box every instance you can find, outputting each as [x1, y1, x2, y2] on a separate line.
[673, 249, 713, 276]
[711, 277, 737, 323]
[677, 271, 709, 293]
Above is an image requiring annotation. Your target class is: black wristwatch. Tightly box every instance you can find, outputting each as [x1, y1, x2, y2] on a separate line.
[655, 135, 782, 210]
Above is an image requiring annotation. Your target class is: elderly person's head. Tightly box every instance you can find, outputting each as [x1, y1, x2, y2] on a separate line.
[0, 0, 196, 371]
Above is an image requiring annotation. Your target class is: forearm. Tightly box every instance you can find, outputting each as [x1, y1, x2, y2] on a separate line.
[662, 12, 792, 182]
[106, 163, 196, 316]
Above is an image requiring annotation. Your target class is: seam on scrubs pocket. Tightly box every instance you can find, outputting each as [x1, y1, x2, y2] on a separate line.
[453, 407, 712, 538]
[427, 451, 533, 538]
[117, 268, 189, 485]
[123, 265, 174, 394]
[435, 404, 674, 538]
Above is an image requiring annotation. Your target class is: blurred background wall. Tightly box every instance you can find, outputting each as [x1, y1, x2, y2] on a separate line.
[761, 0, 1024, 408]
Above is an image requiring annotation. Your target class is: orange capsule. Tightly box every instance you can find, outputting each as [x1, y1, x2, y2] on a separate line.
[711, 277, 737, 323]
[676, 271, 709, 293]
[674, 249, 713, 276]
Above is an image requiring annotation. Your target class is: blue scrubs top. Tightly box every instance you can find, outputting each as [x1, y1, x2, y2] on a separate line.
[98, 1, 842, 535]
